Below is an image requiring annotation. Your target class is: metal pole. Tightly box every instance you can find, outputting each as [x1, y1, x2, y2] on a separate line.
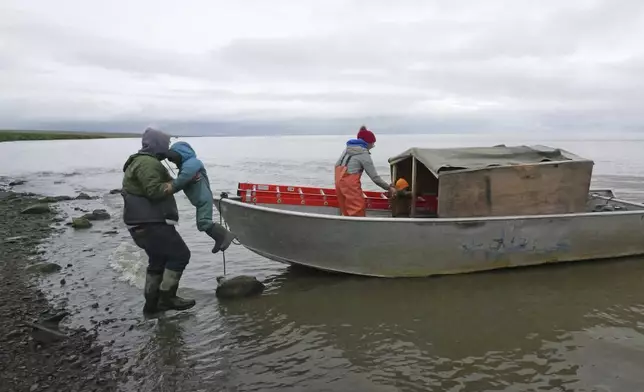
[411, 157, 417, 217]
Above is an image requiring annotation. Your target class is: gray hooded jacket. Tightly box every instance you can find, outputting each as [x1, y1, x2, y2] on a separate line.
[336, 145, 390, 190]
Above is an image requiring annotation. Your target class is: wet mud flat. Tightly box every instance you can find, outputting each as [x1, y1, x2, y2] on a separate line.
[0, 190, 124, 392]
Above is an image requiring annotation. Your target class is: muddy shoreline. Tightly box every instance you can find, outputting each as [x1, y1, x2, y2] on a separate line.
[0, 190, 124, 392]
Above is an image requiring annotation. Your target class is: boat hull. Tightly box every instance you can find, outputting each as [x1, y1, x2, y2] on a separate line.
[215, 192, 644, 278]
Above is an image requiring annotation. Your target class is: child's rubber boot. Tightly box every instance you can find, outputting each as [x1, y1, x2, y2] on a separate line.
[206, 223, 236, 254]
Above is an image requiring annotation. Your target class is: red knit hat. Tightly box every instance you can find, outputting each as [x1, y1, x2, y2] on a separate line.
[357, 126, 376, 144]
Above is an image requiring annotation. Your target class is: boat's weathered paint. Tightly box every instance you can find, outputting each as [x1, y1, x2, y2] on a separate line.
[215, 192, 644, 278]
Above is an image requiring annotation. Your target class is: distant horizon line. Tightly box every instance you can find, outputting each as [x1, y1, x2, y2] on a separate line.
[3, 128, 643, 136]
[3, 128, 644, 141]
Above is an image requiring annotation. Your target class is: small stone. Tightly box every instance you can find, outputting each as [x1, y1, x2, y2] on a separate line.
[75, 192, 93, 200]
[44, 311, 70, 324]
[4, 235, 26, 243]
[82, 209, 111, 221]
[67, 263, 73, 267]
[91, 303, 99, 309]
[30, 383, 38, 392]
[102, 230, 118, 235]
[71, 217, 92, 229]
[38, 195, 73, 203]
[9, 180, 27, 186]
[6, 329, 22, 339]
[21, 204, 51, 214]
[215, 275, 265, 299]
[26, 262, 62, 274]
[109, 189, 121, 195]
[60, 279, 66, 285]
[128, 325, 134, 331]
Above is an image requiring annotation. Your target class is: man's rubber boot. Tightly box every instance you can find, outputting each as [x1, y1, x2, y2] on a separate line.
[157, 269, 196, 311]
[206, 223, 236, 254]
[143, 272, 163, 314]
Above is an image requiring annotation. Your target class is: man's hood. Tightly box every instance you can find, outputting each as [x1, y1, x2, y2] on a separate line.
[345, 138, 370, 156]
[122, 128, 171, 172]
[169, 141, 196, 162]
[139, 127, 171, 156]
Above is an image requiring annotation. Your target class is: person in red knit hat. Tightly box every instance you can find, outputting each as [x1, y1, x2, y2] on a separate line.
[334, 125, 396, 217]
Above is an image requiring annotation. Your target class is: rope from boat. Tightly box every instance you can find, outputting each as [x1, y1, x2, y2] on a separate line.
[217, 192, 241, 276]
[218, 192, 241, 246]
[222, 247, 227, 276]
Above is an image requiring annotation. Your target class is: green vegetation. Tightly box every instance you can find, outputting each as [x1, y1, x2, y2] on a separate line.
[0, 130, 139, 143]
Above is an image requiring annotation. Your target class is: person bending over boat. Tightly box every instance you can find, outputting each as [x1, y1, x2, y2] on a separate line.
[121, 127, 196, 313]
[335, 126, 396, 217]
[165, 141, 236, 254]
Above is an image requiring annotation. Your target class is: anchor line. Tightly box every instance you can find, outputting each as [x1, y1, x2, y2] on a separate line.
[218, 193, 241, 246]
[217, 192, 241, 276]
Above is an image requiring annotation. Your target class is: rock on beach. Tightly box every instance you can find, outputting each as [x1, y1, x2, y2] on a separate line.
[216, 275, 265, 299]
[20, 204, 51, 215]
[82, 209, 111, 221]
[71, 217, 92, 229]
[26, 262, 62, 274]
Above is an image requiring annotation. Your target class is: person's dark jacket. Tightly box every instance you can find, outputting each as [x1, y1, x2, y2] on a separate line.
[121, 128, 179, 225]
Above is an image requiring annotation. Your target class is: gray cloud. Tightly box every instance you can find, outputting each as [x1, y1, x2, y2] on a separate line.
[1, 0, 644, 133]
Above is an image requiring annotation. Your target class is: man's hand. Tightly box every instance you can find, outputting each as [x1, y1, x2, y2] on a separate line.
[163, 182, 174, 194]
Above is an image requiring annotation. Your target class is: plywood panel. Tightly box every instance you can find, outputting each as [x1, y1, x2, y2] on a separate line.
[437, 161, 593, 217]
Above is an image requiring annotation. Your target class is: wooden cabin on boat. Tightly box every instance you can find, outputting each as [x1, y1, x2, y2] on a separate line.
[388, 145, 594, 218]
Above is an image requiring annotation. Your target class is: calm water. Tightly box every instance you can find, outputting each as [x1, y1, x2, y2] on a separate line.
[3, 133, 644, 391]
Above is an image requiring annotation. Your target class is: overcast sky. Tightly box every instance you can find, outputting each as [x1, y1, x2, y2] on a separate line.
[2, 0, 644, 133]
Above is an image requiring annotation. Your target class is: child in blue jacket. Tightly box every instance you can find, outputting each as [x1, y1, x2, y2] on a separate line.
[166, 141, 235, 253]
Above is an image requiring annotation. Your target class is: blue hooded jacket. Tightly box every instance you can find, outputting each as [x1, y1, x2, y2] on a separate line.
[169, 141, 213, 210]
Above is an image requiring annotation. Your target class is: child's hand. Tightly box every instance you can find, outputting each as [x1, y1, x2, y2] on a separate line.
[192, 173, 201, 182]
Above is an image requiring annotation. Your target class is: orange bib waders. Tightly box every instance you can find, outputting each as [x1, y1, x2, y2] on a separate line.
[334, 154, 366, 217]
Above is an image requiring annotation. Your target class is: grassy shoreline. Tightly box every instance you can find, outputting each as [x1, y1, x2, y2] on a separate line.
[0, 130, 140, 142]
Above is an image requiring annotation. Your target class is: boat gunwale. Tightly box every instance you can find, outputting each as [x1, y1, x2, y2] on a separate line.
[214, 192, 644, 223]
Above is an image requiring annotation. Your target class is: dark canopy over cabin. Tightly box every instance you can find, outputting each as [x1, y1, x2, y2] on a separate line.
[388, 145, 594, 218]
